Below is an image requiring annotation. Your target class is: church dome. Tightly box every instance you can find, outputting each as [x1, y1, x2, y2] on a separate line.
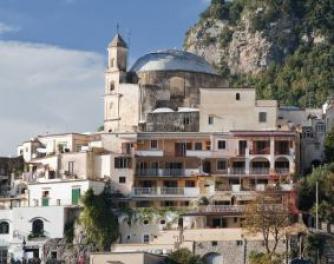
[130, 49, 217, 75]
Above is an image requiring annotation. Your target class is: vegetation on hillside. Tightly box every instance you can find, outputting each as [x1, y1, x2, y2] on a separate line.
[79, 183, 119, 251]
[189, 0, 334, 107]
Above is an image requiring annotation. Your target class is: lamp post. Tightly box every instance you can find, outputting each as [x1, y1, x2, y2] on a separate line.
[22, 237, 27, 263]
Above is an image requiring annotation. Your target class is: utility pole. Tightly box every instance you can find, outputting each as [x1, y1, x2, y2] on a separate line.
[316, 180, 319, 230]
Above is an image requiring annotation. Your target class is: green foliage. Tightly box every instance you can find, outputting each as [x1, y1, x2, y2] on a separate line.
[249, 251, 282, 264]
[297, 164, 334, 223]
[305, 233, 328, 263]
[79, 183, 119, 251]
[195, 0, 334, 108]
[324, 128, 334, 162]
[97, 125, 104, 132]
[219, 27, 233, 47]
[166, 248, 204, 264]
[200, 0, 244, 23]
[64, 220, 75, 243]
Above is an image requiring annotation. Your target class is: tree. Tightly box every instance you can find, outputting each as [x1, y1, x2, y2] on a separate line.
[79, 183, 119, 251]
[243, 192, 290, 259]
[249, 251, 282, 264]
[324, 128, 334, 162]
[166, 248, 204, 264]
[304, 233, 327, 264]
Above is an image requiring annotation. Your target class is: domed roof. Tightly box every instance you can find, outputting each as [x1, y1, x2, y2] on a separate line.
[130, 49, 217, 75]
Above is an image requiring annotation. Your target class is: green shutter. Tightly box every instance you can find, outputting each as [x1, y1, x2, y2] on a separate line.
[72, 188, 81, 205]
[42, 197, 49, 207]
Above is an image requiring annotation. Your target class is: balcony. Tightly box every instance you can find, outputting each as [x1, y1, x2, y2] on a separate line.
[197, 205, 246, 214]
[136, 168, 201, 177]
[275, 168, 289, 176]
[250, 168, 270, 175]
[229, 168, 246, 176]
[135, 149, 164, 157]
[186, 150, 212, 158]
[132, 187, 200, 197]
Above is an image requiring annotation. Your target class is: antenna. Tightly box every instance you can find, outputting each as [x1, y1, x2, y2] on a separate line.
[116, 23, 120, 34]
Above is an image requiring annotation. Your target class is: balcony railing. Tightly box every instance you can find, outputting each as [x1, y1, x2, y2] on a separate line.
[275, 168, 289, 175]
[136, 168, 202, 177]
[198, 205, 246, 213]
[250, 168, 270, 175]
[230, 168, 246, 175]
[132, 187, 200, 197]
[135, 150, 164, 157]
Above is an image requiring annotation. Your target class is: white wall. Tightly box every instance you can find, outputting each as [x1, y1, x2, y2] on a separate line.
[199, 88, 277, 132]
[28, 180, 105, 206]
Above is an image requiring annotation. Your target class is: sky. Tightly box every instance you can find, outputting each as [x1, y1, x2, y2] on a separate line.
[0, 0, 210, 156]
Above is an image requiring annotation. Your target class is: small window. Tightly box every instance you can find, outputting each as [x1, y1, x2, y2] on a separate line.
[114, 157, 131, 169]
[195, 142, 202, 150]
[150, 140, 158, 149]
[110, 81, 115, 91]
[185, 180, 195, 187]
[119, 176, 126, 184]
[183, 117, 190, 125]
[208, 115, 214, 125]
[259, 112, 267, 123]
[236, 93, 240, 101]
[144, 234, 150, 243]
[180, 201, 190, 207]
[217, 140, 226, 149]
[160, 219, 166, 225]
[143, 219, 149, 225]
[211, 241, 218, 246]
[217, 160, 226, 171]
[0, 222, 9, 234]
[236, 240, 243, 246]
[127, 235, 131, 240]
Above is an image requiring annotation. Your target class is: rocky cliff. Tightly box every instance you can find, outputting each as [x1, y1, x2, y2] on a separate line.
[184, 0, 334, 107]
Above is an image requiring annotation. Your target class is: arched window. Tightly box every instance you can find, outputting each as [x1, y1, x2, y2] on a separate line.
[110, 81, 115, 91]
[32, 219, 44, 235]
[0, 221, 9, 234]
[236, 93, 240, 101]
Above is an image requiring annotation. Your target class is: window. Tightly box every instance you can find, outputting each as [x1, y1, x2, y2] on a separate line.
[110, 58, 114, 68]
[32, 219, 44, 235]
[259, 112, 267, 123]
[236, 240, 243, 246]
[217, 160, 226, 171]
[68, 161, 75, 176]
[150, 140, 158, 149]
[0, 249, 7, 264]
[0, 222, 9, 234]
[208, 115, 214, 125]
[143, 219, 149, 225]
[185, 180, 195, 187]
[217, 140, 226, 149]
[205, 141, 211, 150]
[161, 201, 177, 207]
[316, 123, 325, 133]
[119, 176, 126, 184]
[160, 219, 166, 225]
[180, 201, 190, 207]
[195, 142, 202, 150]
[183, 116, 190, 125]
[211, 241, 218, 246]
[114, 157, 131, 169]
[236, 93, 240, 100]
[71, 188, 81, 205]
[110, 81, 115, 91]
[143, 234, 150, 243]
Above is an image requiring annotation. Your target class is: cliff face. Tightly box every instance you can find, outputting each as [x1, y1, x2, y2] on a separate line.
[184, 0, 334, 107]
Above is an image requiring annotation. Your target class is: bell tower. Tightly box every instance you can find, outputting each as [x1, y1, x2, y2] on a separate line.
[104, 33, 128, 132]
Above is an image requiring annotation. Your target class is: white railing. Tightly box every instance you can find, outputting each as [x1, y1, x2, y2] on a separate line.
[132, 187, 199, 197]
[135, 150, 164, 157]
[250, 168, 270, 175]
[186, 150, 212, 158]
[198, 205, 246, 213]
[230, 168, 246, 175]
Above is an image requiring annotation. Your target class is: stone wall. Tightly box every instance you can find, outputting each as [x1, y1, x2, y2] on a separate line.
[145, 112, 199, 132]
[194, 239, 287, 264]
